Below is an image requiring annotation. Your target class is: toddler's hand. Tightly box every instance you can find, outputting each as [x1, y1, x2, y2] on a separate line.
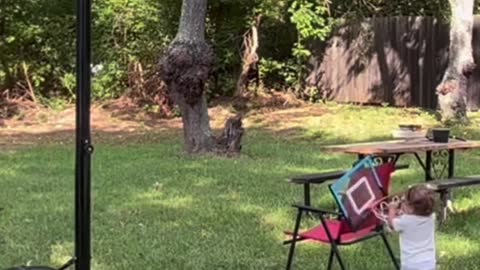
[388, 201, 400, 209]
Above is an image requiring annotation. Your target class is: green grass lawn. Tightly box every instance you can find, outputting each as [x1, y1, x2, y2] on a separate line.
[1, 104, 480, 269]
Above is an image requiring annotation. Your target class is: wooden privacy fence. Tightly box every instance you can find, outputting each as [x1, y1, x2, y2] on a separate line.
[307, 16, 480, 110]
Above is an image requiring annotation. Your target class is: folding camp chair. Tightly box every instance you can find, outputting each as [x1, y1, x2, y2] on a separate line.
[284, 160, 400, 270]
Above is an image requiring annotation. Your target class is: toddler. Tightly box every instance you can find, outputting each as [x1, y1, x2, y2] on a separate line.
[388, 185, 437, 270]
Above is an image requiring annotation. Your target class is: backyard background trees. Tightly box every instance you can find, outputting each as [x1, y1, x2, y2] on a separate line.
[2, 0, 480, 122]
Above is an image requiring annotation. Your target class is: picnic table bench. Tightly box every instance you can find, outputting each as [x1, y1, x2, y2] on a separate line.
[420, 176, 480, 222]
[423, 176, 480, 190]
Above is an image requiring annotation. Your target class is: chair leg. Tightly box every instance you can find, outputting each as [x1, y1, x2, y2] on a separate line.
[380, 232, 400, 270]
[331, 242, 346, 270]
[327, 248, 335, 270]
[286, 210, 303, 270]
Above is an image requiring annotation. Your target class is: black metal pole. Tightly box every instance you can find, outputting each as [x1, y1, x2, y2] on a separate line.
[76, 0, 92, 269]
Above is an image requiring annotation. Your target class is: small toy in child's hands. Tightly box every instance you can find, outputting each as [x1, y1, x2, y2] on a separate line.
[369, 194, 404, 227]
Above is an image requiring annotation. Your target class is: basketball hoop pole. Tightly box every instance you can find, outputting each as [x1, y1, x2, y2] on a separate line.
[75, 0, 93, 269]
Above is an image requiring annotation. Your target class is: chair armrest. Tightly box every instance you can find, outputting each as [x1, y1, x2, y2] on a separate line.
[292, 204, 343, 217]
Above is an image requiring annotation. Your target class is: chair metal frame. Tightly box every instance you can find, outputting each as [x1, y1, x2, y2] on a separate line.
[285, 161, 400, 270]
[285, 204, 399, 270]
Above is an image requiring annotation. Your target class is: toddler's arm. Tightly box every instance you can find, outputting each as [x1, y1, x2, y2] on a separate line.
[387, 203, 401, 231]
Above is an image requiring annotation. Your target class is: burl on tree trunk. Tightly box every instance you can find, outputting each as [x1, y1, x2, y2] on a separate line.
[159, 0, 244, 154]
[436, 0, 475, 124]
[160, 40, 215, 153]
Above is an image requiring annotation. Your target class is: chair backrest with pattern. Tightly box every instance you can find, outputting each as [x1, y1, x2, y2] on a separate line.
[329, 157, 395, 231]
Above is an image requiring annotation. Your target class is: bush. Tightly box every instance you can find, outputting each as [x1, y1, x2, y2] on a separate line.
[0, 0, 460, 108]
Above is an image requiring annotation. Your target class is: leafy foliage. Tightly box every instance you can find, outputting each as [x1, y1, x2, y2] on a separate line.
[0, 0, 467, 108]
[92, 0, 178, 99]
[330, 0, 450, 18]
[289, 0, 331, 58]
[0, 0, 76, 98]
[0, 0, 178, 102]
[288, 0, 332, 93]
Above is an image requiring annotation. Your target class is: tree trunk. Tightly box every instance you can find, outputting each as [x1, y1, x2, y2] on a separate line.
[159, 0, 244, 154]
[173, 90, 215, 153]
[436, 0, 475, 123]
[159, 0, 214, 153]
[235, 16, 261, 96]
[216, 115, 244, 154]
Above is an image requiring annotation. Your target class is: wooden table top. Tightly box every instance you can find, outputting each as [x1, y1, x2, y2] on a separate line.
[324, 138, 480, 155]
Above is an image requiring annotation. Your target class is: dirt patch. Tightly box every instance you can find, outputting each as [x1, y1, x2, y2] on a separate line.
[211, 91, 304, 112]
[0, 103, 180, 147]
[245, 104, 329, 136]
[0, 93, 328, 147]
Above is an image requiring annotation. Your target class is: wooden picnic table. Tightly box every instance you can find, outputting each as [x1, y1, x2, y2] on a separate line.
[325, 138, 480, 156]
[324, 138, 480, 223]
[324, 138, 480, 180]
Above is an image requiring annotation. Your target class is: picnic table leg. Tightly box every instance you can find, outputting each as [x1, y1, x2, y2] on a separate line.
[303, 183, 318, 219]
[439, 190, 448, 225]
[423, 150, 450, 223]
[437, 150, 455, 224]
[393, 153, 402, 164]
[426, 151, 433, 181]
[445, 150, 456, 219]
[352, 154, 366, 167]
[303, 183, 311, 207]
[448, 150, 455, 178]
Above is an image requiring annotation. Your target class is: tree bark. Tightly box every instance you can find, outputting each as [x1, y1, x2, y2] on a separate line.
[235, 16, 261, 96]
[436, 0, 475, 123]
[159, 0, 214, 153]
[216, 115, 244, 154]
[174, 0, 208, 43]
[159, 0, 244, 154]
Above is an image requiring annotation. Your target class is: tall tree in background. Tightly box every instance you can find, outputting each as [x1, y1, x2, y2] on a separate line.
[436, 0, 476, 123]
[159, 0, 243, 154]
[159, 0, 215, 153]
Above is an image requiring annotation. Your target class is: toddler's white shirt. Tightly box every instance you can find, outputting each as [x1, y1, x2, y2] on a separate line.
[392, 213, 436, 270]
